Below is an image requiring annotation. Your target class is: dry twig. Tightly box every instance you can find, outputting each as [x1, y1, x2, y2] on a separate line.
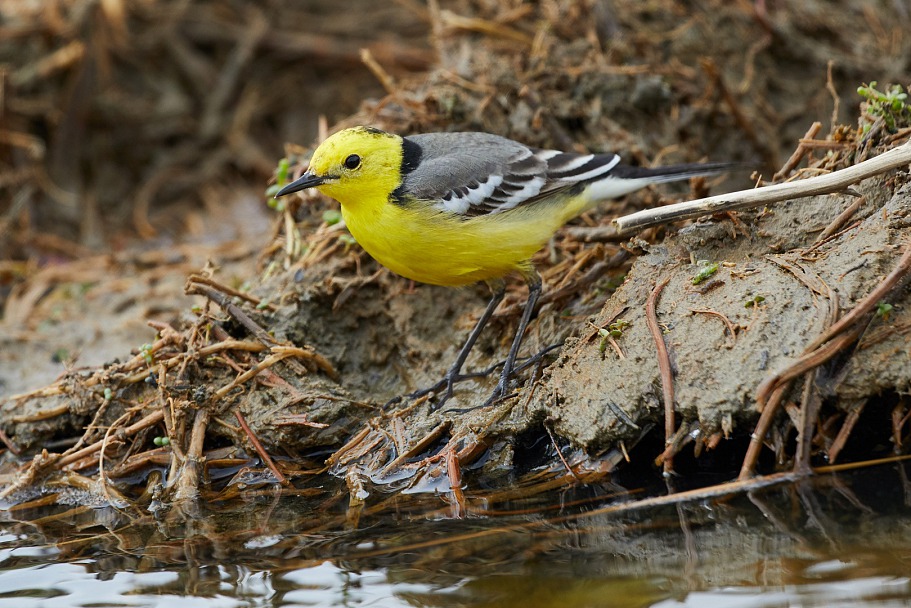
[645, 276, 675, 474]
[614, 141, 911, 234]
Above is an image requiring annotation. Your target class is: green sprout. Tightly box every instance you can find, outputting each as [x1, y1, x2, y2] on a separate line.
[608, 319, 630, 337]
[153, 436, 171, 447]
[692, 261, 719, 285]
[593, 320, 629, 353]
[857, 82, 910, 133]
[876, 301, 893, 321]
[323, 209, 343, 225]
[596, 328, 611, 353]
[744, 295, 766, 308]
[265, 158, 291, 200]
[103, 388, 113, 401]
[140, 343, 154, 365]
[338, 234, 357, 246]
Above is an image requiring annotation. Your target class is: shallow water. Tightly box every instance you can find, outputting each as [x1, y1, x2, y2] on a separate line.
[2, 463, 910, 607]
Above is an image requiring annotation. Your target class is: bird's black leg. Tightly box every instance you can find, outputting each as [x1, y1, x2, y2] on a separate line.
[486, 271, 542, 406]
[406, 283, 506, 407]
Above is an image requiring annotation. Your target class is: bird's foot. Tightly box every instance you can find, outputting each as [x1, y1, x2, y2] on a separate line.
[389, 343, 562, 412]
[442, 342, 561, 413]
[402, 370, 465, 410]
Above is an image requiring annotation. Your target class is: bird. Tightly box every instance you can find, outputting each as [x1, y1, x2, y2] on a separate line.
[275, 126, 732, 408]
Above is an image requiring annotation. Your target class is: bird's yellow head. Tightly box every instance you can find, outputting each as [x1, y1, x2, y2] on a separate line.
[275, 126, 405, 210]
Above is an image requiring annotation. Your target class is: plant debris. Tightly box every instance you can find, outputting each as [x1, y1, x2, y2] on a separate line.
[2, 1, 911, 518]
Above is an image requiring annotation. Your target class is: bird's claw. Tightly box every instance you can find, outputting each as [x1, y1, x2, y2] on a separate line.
[404, 372, 461, 409]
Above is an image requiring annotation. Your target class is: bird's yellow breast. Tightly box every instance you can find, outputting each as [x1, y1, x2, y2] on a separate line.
[340, 194, 587, 286]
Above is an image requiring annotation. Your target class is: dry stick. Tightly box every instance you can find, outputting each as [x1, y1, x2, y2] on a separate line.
[774, 122, 823, 181]
[545, 422, 582, 482]
[379, 421, 451, 475]
[438, 9, 535, 45]
[456, 434, 491, 466]
[57, 410, 165, 468]
[325, 426, 371, 469]
[446, 448, 466, 518]
[613, 140, 911, 235]
[645, 277, 675, 475]
[213, 349, 302, 401]
[794, 368, 822, 475]
[98, 410, 135, 507]
[186, 280, 278, 347]
[803, 242, 911, 353]
[739, 324, 865, 480]
[187, 281, 338, 380]
[0, 427, 20, 456]
[816, 195, 866, 242]
[828, 400, 867, 464]
[360, 48, 397, 96]
[797, 139, 851, 150]
[186, 273, 276, 311]
[235, 410, 288, 486]
[755, 327, 864, 421]
[738, 384, 789, 481]
[272, 345, 337, 381]
[690, 308, 737, 339]
[825, 60, 840, 131]
[563, 224, 628, 243]
[173, 408, 211, 501]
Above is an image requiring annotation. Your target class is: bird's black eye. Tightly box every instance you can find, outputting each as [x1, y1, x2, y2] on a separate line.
[344, 154, 361, 170]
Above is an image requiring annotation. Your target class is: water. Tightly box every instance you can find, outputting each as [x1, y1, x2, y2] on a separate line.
[1, 463, 910, 607]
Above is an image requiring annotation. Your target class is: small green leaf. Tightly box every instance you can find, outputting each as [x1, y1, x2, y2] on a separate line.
[596, 328, 610, 353]
[692, 262, 719, 285]
[275, 158, 290, 185]
[876, 301, 893, 321]
[323, 209, 342, 225]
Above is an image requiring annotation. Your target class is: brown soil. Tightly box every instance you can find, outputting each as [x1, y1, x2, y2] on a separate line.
[1, 0, 910, 508]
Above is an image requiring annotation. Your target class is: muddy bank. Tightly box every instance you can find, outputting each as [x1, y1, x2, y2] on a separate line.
[543, 175, 910, 453]
[3, 137, 908, 506]
[2, 0, 911, 507]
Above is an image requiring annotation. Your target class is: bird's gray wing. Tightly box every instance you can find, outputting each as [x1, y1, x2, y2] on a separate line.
[399, 132, 622, 217]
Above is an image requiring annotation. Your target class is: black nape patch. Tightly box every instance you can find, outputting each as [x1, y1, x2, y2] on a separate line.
[391, 137, 424, 205]
[400, 137, 423, 175]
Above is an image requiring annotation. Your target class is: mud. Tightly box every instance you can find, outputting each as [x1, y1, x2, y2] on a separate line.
[542, 175, 910, 452]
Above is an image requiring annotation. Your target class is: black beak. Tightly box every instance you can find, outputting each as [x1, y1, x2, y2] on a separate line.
[274, 172, 330, 198]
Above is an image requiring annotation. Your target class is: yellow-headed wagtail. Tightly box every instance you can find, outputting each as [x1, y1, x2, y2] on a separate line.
[276, 126, 731, 408]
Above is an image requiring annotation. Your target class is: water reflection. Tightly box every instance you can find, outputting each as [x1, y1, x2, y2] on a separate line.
[1, 464, 910, 607]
